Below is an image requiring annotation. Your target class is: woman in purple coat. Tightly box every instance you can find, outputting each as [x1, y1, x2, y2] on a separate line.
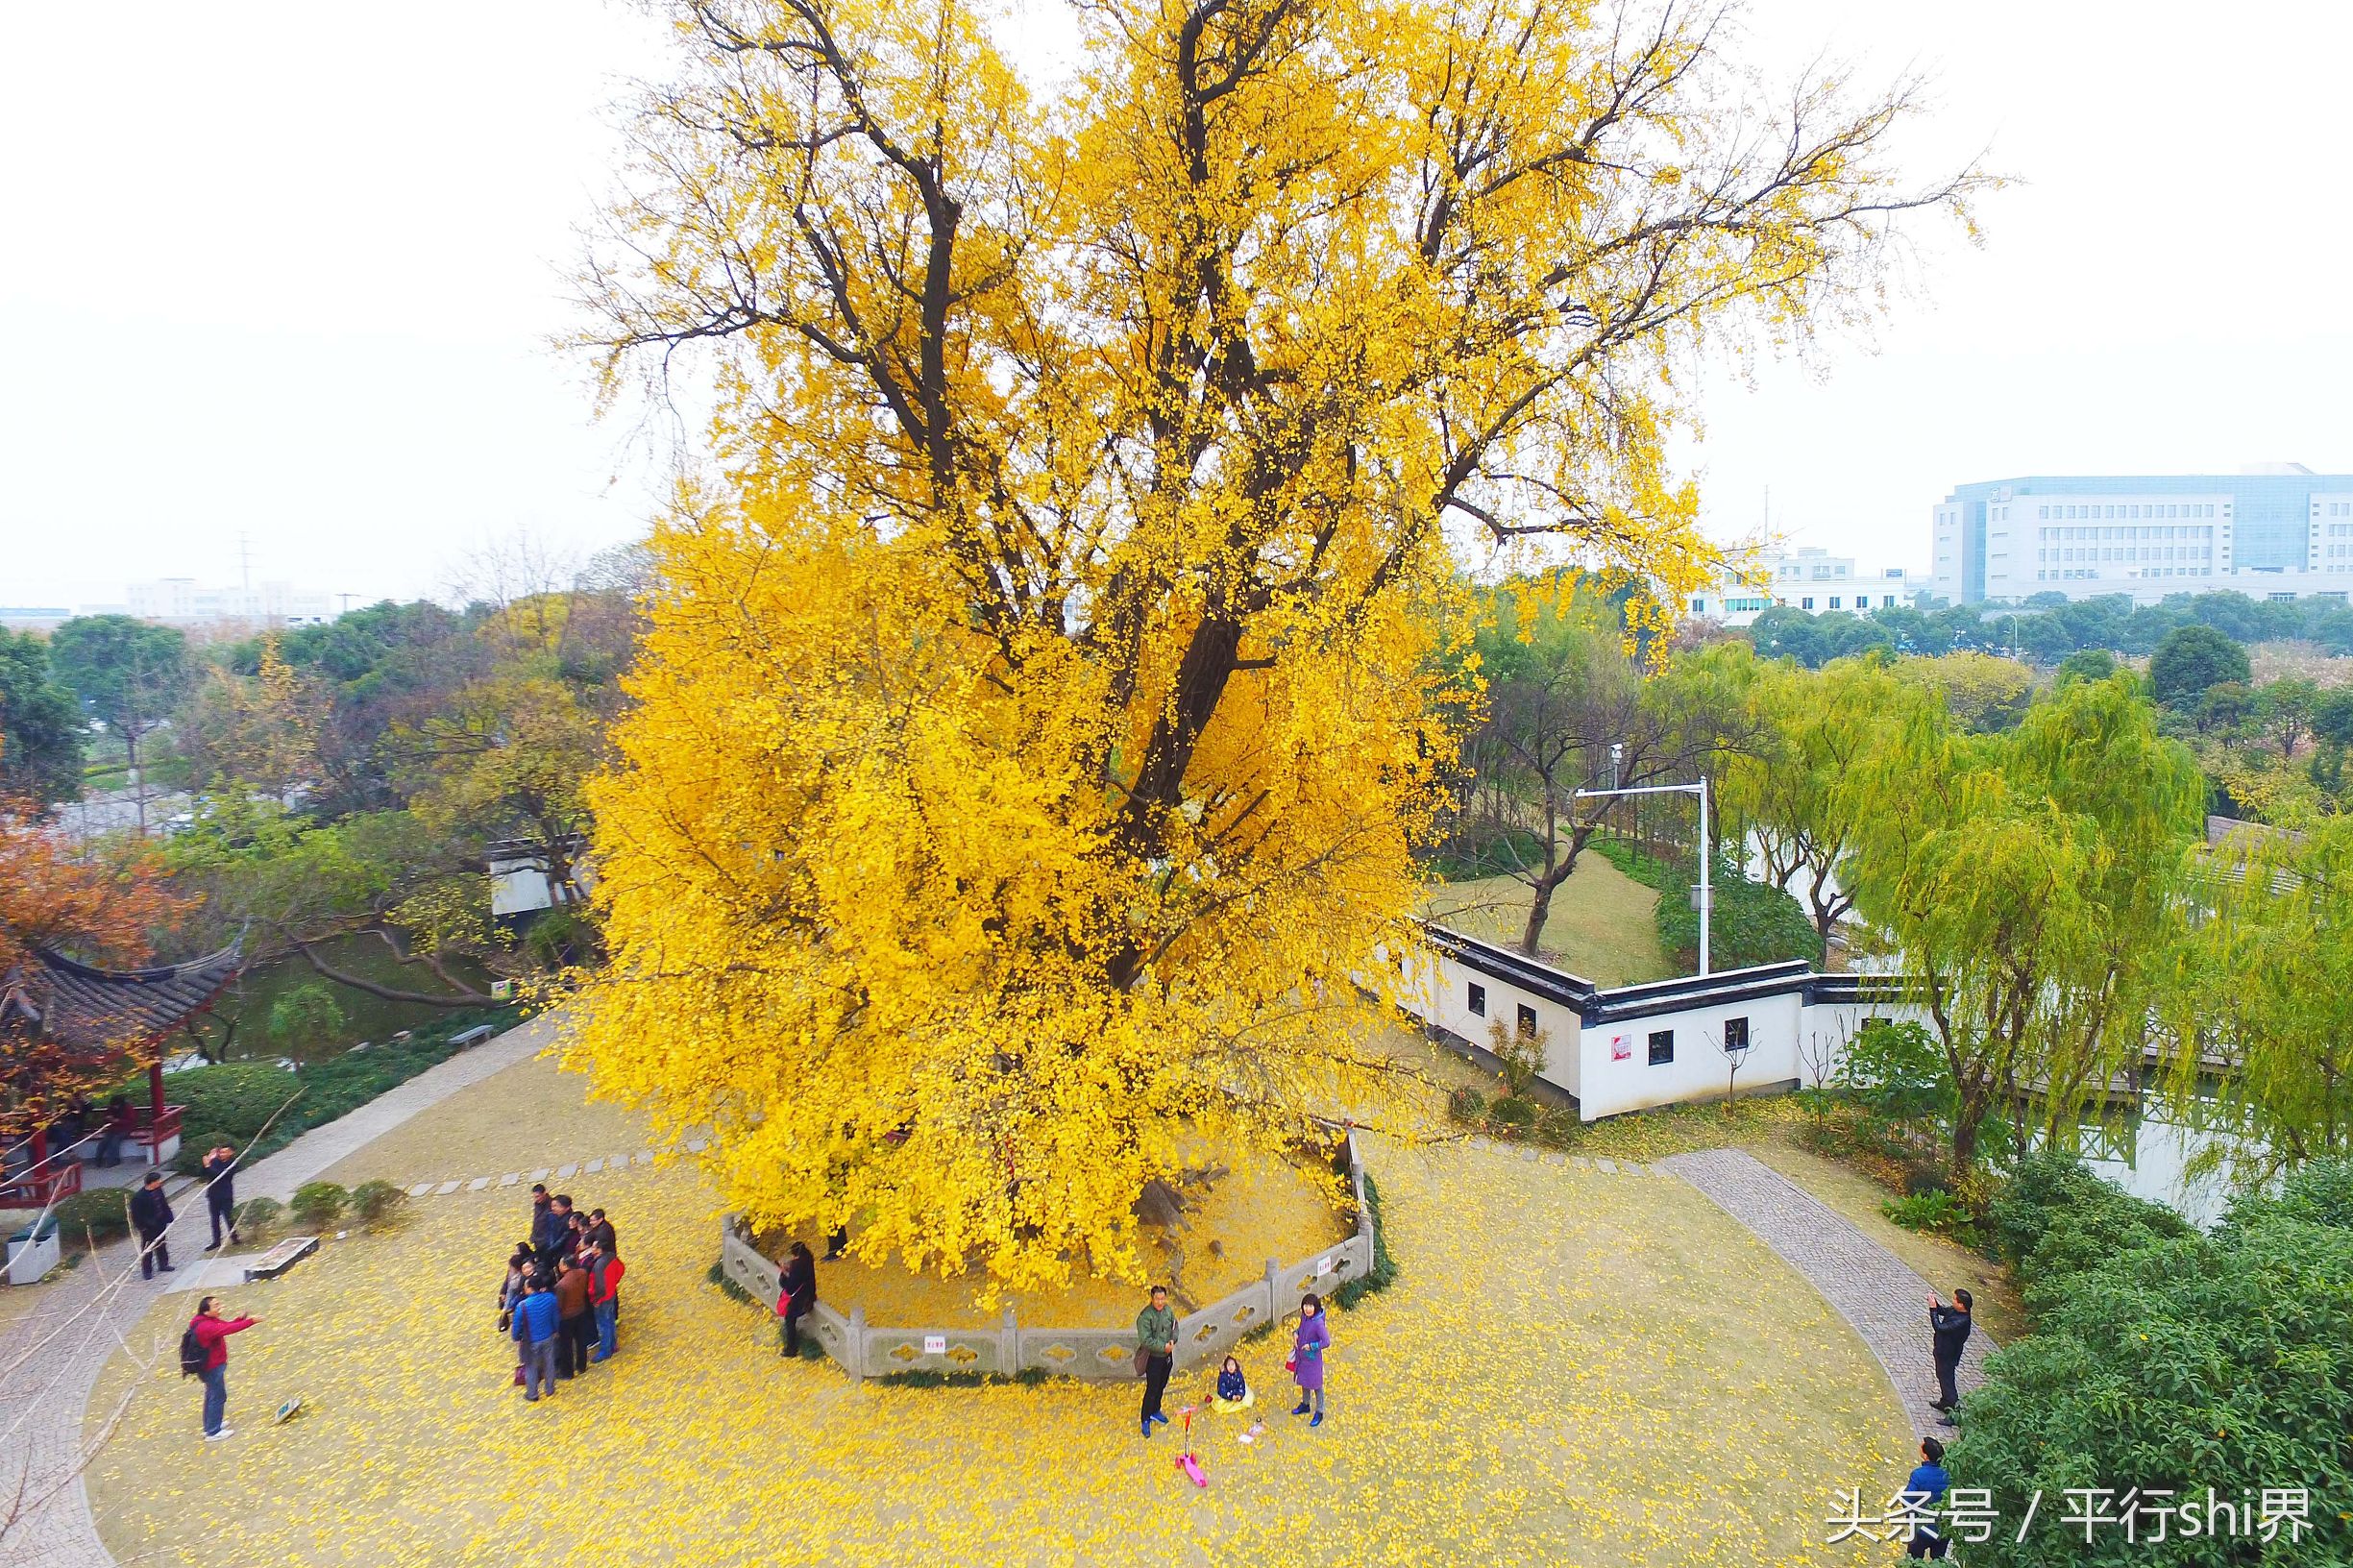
[1289, 1291, 1331, 1427]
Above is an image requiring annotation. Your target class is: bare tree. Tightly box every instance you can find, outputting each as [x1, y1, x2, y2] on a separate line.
[1471, 588, 1759, 955]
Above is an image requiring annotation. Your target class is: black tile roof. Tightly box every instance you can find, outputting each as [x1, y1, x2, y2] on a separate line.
[0, 940, 244, 1050]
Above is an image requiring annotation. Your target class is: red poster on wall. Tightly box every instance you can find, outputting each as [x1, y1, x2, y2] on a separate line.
[1610, 1033, 1631, 1062]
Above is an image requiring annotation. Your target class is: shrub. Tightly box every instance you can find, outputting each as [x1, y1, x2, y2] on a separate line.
[162, 1063, 299, 1141]
[1881, 1188, 1980, 1249]
[49, 1188, 132, 1246]
[1987, 1150, 2190, 1296]
[1487, 1095, 1537, 1129]
[1446, 1086, 1484, 1123]
[1835, 1019, 1953, 1128]
[289, 1181, 349, 1231]
[1654, 859, 1825, 971]
[269, 982, 349, 1063]
[1900, 1162, 1949, 1198]
[234, 1196, 284, 1240]
[1485, 1017, 1550, 1102]
[1534, 1104, 1581, 1146]
[1949, 1159, 2353, 1567]
[172, 1129, 228, 1178]
[348, 1180, 407, 1228]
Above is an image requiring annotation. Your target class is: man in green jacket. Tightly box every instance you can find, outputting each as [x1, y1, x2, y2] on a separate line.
[1136, 1285, 1178, 1438]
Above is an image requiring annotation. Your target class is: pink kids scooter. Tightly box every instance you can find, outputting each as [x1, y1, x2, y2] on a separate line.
[1174, 1404, 1207, 1487]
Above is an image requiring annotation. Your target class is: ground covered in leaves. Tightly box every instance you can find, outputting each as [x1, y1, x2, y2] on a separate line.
[86, 1136, 1909, 1567]
[757, 1145, 1350, 1325]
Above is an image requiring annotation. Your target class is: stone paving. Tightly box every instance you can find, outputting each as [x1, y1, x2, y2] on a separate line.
[1656, 1147, 1995, 1438]
[0, 1016, 552, 1568]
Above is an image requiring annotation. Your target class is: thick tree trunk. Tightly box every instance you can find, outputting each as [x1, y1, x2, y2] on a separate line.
[1517, 879, 1556, 957]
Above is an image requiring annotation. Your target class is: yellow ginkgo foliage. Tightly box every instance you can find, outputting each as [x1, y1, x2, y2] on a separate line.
[567, 0, 1983, 1288]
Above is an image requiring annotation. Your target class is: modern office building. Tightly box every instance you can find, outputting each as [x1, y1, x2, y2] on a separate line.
[1931, 464, 2353, 605]
[1684, 548, 1917, 626]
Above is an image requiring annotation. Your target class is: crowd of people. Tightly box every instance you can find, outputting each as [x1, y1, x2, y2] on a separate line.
[500, 1184, 627, 1402]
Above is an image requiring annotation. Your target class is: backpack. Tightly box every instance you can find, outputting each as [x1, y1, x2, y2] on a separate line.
[179, 1324, 206, 1378]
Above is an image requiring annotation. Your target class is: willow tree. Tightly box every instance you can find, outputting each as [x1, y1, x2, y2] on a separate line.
[2186, 817, 2353, 1166]
[1721, 654, 1935, 941]
[1842, 676, 2204, 1174]
[572, 0, 1983, 1286]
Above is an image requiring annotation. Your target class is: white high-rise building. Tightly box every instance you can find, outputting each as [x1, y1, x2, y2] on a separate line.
[1931, 466, 2353, 605]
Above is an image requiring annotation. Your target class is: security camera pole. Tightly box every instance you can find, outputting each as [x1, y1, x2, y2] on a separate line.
[1575, 748, 1712, 977]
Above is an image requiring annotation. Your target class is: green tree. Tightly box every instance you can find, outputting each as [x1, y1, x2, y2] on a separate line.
[164, 800, 504, 1005]
[1843, 676, 2205, 1173]
[2187, 816, 2353, 1164]
[2313, 687, 2353, 751]
[2146, 623, 2249, 709]
[269, 981, 348, 1062]
[2195, 679, 2256, 743]
[2052, 647, 2116, 686]
[47, 615, 191, 833]
[0, 629, 85, 804]
[1722, 656, 1939, 939]
[2255, 674, 2318, 759]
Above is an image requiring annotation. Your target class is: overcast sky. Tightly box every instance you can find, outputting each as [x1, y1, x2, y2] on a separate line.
[4, 1, 2347, 610]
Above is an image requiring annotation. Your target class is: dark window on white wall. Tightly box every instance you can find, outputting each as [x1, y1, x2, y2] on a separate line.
[1723, 1016, 1750, 1052]
[1516, 1004, 1538, 1037]
[1648, 1030, 1675, 1066]
[1467, 983, 1485, 1017]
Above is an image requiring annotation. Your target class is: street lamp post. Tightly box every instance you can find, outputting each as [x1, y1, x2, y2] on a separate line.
[1573, 775, 1713, 977]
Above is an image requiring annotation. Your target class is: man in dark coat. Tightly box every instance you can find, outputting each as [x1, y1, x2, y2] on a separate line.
[1927, 1288, 1973, 1422]
[200, 1143, 242, 1251]
[130, 1171, 176, 1278]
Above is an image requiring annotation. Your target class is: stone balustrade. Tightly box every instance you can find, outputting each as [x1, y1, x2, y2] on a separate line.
[718, 1137, 1375, 1383]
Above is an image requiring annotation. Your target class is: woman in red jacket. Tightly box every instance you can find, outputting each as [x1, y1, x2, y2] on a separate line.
[586, 1241, 625, 1362]
[189, 1296, 259, 1440]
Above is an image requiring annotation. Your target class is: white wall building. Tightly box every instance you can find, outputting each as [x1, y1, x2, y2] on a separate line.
[1932, 466, 2353, 605]
[124, 578, 333, 626]
[1397, 925, 1914, 1120]
[1683, 548, 1917, 626]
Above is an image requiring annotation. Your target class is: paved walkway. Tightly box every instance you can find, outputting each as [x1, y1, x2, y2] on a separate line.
[0, 1016, 554, 1568]
[1656, 1148, 1994, 1437]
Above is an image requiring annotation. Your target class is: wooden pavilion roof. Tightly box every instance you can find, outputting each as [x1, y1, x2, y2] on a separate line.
[0, 940, 244, 1051]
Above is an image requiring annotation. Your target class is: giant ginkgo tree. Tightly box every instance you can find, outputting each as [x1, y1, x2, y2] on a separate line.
[571, 0, 1984, 1286]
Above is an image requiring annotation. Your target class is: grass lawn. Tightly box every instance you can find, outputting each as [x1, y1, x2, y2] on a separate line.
[1419, 854, 1674, 987]
[1434, 1082, 2028, 1344]
[86, 1137, 1910, 1568]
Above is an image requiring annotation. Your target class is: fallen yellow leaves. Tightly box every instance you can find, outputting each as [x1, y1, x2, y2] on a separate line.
[85, 1140, 1909, 1568]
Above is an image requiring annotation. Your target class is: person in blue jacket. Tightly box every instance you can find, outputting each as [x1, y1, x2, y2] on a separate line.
[511, 1277, 564, 1402]
[1901, 1435, 1950, 1559]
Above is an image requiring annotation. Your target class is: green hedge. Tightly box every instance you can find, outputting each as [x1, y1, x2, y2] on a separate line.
[151, 1005, 519, 1175]
[48, 1188, 132, 1246]
[1951, 1156, 2353, 1567]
